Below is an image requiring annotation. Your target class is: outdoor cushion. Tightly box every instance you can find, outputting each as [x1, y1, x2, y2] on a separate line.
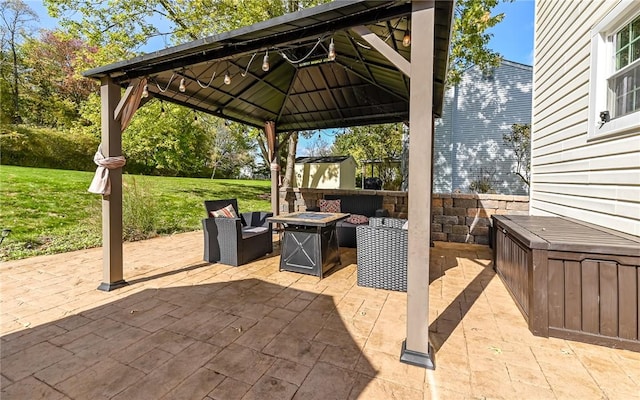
[242, 226, 269, 239]
[210, 204, 238, 219]
[319, 199, 341, 213]
[345, 214, 369, 225]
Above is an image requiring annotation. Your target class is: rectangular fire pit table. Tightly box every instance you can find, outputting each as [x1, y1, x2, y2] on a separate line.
[268, 212, 350, 278]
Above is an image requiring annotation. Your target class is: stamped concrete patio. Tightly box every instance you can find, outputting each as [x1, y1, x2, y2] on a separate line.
[1, 232, 638, 399]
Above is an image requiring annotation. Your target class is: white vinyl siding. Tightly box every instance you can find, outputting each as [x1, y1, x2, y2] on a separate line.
[434, 61, 533, 195]
[533, 0, 640, 237]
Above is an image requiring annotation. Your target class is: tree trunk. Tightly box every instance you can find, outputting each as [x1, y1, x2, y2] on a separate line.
[10, 30, 21, 124]
[281, 131, 298, 188]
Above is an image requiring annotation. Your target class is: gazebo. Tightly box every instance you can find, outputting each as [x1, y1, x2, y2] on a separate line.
[84, 0, 455, 369]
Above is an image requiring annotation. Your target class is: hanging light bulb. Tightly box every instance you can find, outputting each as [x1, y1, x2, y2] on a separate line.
[179, 77, 186, 92]
[141, 84, 149, 98]
[224, 71, 231, 85]
[262, 50, 270, 72]
[160, 101, 165, 116]
[328, 38, 336, 61]
[194, 111, 198, 121]
[402, 30, 411, 47]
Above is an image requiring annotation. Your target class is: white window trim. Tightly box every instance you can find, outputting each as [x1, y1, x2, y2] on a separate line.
[588, 0, 640, 140]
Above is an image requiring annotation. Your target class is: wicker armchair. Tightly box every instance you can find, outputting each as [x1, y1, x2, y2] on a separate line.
[202, 199, 273, 266]
[355, 217, 408, 292]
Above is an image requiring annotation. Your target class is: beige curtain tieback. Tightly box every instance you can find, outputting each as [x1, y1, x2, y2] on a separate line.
[88, 145, 126, 196]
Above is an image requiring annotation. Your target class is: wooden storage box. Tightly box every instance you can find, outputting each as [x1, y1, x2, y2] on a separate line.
[492, 215, 640, 351]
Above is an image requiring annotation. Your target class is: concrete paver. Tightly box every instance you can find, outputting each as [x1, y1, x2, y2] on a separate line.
[1, 231, 639, 399]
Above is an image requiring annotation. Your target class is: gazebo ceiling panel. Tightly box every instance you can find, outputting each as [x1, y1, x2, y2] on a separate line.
[84, 0, 454, 132]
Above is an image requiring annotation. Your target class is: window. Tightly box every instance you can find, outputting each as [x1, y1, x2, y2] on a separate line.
[610, 15, 640, 117]
[588, 0, 640, 139]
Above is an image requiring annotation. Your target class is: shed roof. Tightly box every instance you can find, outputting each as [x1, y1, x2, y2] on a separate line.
[295, 155, 352, 164]
[84, 0, 454, 132]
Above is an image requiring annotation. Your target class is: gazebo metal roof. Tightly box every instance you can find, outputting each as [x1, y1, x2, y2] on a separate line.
[84, 0, 453, 132]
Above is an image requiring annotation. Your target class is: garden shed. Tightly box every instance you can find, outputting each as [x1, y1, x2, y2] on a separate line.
[294, 155, 356, 189]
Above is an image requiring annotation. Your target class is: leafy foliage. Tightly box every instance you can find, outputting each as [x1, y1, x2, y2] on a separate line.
[204, 117, 256, 178]
[122, 101, 213, 177]
[0, 0, 38, 123]
[469, 167, 497, 193]
[503, 123, 531, 187]
[449, 0, 513, 85]
[0, 124, 99, 170]
[73, 94, 254, 178]
[20, 30, 98, 127]
[333, 124, 404, 190]
[44, 0, 331, 57]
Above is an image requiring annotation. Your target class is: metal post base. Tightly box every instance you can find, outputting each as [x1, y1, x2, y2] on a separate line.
[97, 280, 128, 292]
[400, 340, 435, 369]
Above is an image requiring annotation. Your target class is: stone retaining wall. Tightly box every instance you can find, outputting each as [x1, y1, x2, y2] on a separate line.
[280, 188, 529, 245]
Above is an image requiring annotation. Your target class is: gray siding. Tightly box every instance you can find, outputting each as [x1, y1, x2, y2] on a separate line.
[533, 0, 640, 237]
[434, 61, 533, 195]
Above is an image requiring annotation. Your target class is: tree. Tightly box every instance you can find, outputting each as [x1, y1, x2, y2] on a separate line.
[503, 123, 530, 187]
[333, 124, 404, 190]
[448, 0, 512, 85]
[44, 0, 330, 56]
[304, 133, 333, 157]
[0, 0, 37, 123]
[206, 119, 257, 178]
[20, 30, 98, 127]
[74, 94, 225, 177]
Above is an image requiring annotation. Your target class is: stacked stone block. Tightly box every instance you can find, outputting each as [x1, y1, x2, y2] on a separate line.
[280, 188, 529, 245]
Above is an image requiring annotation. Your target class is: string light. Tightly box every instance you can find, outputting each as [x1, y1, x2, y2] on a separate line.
[328, 38, 336, 61]
[196, 70, 216, 88]
[241, 52, 258, 77]
[402, 17, 411, 47]
[146, 34, 339, 96]
[153, 73, 176, 93]
[402, 30, 411, 47]
[160, 101, 165, 116]
[279, 37, 325, 64]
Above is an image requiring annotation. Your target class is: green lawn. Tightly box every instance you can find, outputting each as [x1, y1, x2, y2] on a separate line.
[0, 165, 271, 261]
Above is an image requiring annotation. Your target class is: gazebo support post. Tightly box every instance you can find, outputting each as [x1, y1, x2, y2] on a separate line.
[401, 0, 435, 369]
[97, 76, 127, 291]
[265, 121, 279, 216]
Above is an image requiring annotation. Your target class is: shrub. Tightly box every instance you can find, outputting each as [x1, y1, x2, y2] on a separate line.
[469, 167, 497, 194]
[0, 124, 99, 171]
[122, 176, 161, 241]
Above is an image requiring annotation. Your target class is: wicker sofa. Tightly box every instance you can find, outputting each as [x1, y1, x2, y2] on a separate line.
[308, 194, 388, 247]
[202, 199, 273, 266]
[355, 217, 408, 292]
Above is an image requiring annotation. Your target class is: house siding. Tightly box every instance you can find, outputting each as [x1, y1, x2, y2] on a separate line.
[434, 60, 533, 195]
[533, 0, 640, 237]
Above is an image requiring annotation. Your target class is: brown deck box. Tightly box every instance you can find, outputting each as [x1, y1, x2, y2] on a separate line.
[492, 215, 640, 351]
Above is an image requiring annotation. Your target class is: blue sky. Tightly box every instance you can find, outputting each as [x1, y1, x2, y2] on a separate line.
[487, 0, 535, 65]
[28, 0, 534, 153]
